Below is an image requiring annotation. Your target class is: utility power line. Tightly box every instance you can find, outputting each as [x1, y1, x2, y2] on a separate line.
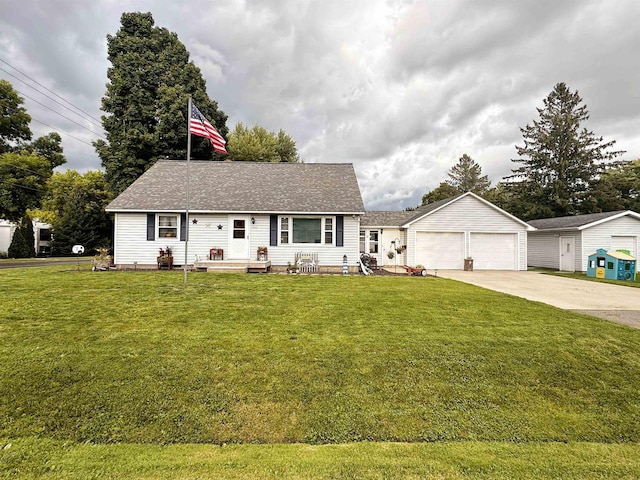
[29, 117, 97, 148]
[0, 57, 103, 125]
[16, 89, 107, 140]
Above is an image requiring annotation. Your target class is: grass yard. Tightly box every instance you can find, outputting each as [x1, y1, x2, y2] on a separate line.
[545, 270, 640, 288]
[1, 267, 640, 478]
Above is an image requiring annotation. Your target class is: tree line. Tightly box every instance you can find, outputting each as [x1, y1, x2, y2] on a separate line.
[421, 83, 639, 220]
[1, 13, 638, 257]
[0, 12, 301, 257]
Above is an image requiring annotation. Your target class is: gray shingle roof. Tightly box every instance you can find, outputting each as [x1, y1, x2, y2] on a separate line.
[527, 211, 629, 230]
[106, 160, 365, 213]
[361, 211, 413, 227]
[362, 195, 465, 227]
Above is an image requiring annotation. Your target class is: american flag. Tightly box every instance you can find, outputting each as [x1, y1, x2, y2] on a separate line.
[189, 103, 228, 154]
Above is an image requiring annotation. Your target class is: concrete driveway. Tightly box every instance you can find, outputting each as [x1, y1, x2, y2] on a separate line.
[436, 270, 640, 328]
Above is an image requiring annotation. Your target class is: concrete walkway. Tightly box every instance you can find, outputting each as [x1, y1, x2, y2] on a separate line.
[436, 270, 640, 328]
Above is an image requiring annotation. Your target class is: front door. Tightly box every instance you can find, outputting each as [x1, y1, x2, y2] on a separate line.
[228, 216, 250, 259]
[560, 236, 575, 272]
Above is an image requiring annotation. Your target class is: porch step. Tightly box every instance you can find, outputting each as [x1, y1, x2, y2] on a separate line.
[207, 266, 248, 273]
[195, 259, 271, 274]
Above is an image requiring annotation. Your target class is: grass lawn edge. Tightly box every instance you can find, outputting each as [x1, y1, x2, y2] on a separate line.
[3, 438, 640, 479]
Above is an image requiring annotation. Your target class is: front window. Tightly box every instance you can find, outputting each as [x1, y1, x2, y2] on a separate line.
[324, 218, 333, 244]
[279, 216, 335, 245]
[293, 218, 322, 244]
[158, 215, 178, 238]
[359, 229, 366, 252]
[39, 228, 51, 241]
[280, 217, 289, 244]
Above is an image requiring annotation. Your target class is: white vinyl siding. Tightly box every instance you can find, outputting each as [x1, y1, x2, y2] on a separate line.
[470, 233, 517, 270]
[527, 214, 640, 272]
[582, 216, 640, 272]
[113, 213, 360, 268]
[406, 195, 528, 270]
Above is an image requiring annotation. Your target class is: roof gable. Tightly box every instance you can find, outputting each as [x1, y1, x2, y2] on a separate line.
[528, 210, 640, 231]
[401, 192, 534, 230]
[106, 161, 365, 213]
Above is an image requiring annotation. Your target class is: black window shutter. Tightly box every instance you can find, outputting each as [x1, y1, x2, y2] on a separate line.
[180, 213, 187, 241]
[270, 215, 278, 246]
[147, 214, 155, 241]
[336, 215, 344, 247]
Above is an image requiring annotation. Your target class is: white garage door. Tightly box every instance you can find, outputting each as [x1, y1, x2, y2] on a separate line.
[612, 236, 636, 257]
[470, 233, 518, 270]
[415, 232, 464, 269]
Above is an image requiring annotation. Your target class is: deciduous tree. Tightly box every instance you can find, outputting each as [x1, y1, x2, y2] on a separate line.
[227, 123, 300, 162]
[421, 182, 460, 205]
[46, 170, 113, 255]
[0, 152, 53, 222]
[0, 79, 31, 153]
[95, 12, 228, 195]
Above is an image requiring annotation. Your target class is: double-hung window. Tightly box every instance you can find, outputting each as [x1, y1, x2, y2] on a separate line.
[279, 216, 335, 245]
[158, 214, 178, 238]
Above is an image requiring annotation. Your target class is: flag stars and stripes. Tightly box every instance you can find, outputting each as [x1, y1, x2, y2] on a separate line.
[189, 103, 228, 154]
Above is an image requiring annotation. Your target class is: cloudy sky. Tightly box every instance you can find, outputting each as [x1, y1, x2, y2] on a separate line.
[2, 0, 639, 210]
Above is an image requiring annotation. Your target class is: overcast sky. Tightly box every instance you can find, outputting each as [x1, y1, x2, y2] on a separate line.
[2, 0, 639, 210]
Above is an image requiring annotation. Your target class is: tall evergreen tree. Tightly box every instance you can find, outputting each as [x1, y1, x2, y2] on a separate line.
[8, 214, 35, 258]
[505, 83, 624, 220]
[95, 12, 228, 195]
[446, 154, 491, 194]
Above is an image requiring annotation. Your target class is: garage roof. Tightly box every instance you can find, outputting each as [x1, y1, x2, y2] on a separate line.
[528, 210, 640, 231]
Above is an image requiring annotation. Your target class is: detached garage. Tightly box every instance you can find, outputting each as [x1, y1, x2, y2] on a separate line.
[403, 192, 534, 270]
[528, 210, 640, 272]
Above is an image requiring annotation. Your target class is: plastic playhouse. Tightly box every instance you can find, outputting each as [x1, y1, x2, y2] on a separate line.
[587, 248, 636, 281]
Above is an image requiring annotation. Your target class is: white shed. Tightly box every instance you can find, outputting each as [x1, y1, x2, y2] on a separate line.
[528, 210, 640, 272]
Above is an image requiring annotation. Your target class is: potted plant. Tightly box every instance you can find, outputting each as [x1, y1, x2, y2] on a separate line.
[158, 246, 174, 270]
[257, 246, 268, 261]
[387, 250, 395, 260]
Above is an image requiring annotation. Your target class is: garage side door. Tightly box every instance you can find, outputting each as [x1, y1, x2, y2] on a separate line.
[415, 232, 464, 269]
[470, 233, 517, 270]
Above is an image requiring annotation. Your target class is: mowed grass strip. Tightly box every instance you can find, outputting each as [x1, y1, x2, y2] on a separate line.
[1, 268, 639, 446]
[3, 437, 640, 479]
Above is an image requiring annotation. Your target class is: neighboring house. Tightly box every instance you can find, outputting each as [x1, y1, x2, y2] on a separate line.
[105, 160, 365, 272]
[528, 210, 640, 272]
[0, 218, 52, 256]
[0, 220, 16, 254]
[362, 192, 534, 270]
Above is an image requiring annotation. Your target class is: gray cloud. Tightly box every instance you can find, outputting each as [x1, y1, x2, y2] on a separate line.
[1, 0, 639, 209]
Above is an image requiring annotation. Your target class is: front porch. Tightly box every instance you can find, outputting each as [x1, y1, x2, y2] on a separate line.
[193, 259, 271, 273]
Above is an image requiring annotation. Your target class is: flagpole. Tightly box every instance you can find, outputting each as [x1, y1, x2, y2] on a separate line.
[184, 96, 192, 287]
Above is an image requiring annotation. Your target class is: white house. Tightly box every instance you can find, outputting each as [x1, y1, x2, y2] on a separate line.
[362, 192, 535, 270]
[528, 210, 640, 272]
[105, 160, 365, 272]
[0, 218, 52, 256]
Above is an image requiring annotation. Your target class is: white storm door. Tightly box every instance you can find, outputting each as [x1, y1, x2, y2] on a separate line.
[559, 236, 575, 272]
[228, 216, 250, 259]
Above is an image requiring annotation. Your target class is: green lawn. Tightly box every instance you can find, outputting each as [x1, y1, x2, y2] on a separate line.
[545, 270, 640, 288]
[1, 267, 639, 478]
